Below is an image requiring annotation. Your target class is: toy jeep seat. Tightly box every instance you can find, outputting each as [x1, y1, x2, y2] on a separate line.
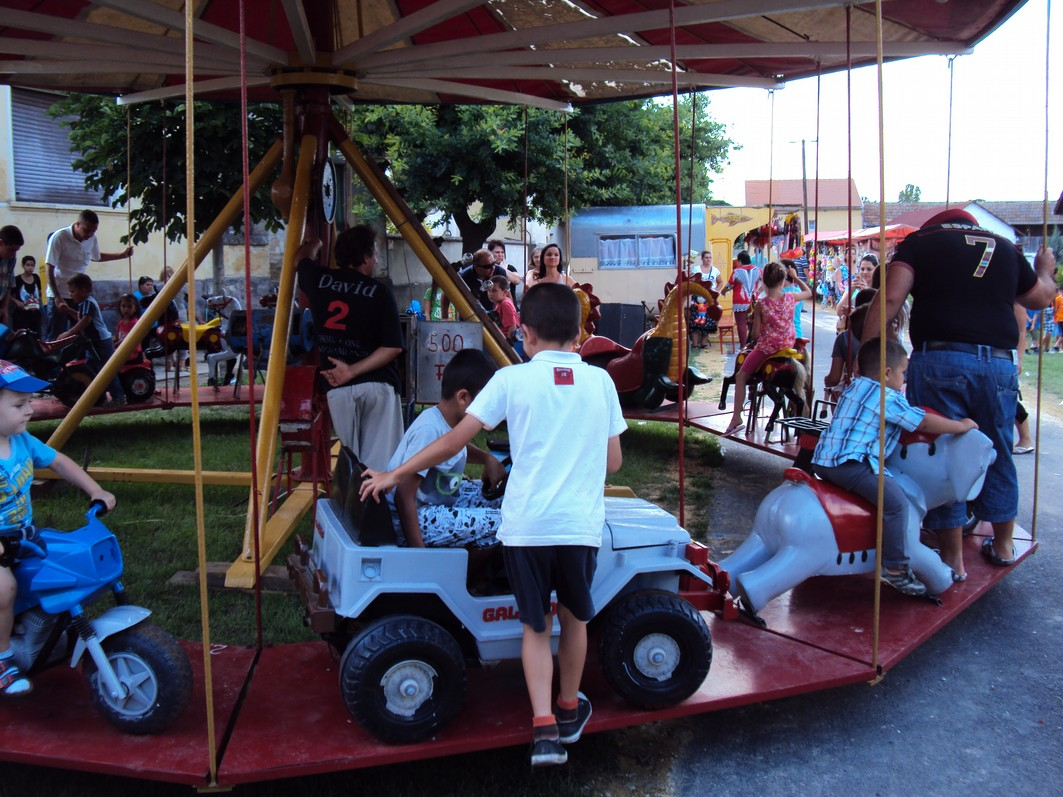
[332, 447, 396, 547]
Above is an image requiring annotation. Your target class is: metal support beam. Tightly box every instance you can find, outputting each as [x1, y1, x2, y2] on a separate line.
[225, 132, 317, 589]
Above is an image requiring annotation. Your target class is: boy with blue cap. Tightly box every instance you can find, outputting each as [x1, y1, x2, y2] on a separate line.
[0, 360, 115, 696]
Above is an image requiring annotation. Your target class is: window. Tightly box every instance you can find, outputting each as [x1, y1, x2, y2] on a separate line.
[10, 88, 105, 205]
[598, 234, 676, 270]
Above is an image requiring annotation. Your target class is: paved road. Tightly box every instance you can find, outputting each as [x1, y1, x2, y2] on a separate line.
[680, 305, 1063, 796]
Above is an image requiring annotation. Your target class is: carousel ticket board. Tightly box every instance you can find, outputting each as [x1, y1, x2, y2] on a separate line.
[414, 321, 483, 404]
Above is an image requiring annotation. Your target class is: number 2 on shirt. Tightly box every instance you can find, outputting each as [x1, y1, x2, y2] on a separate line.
[964, 235, 996, 278]
[324, 300, 349, 330]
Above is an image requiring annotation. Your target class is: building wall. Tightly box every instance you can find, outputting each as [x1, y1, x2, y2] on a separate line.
[0, 87, 277, 309]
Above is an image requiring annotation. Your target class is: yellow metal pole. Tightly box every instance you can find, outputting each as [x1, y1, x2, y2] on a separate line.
[226, 132, 316, 588]
[46, 139, 283, 452]
[329, 121, 516, 367]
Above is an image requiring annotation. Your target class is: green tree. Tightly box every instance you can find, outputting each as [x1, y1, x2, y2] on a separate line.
[50, 95, 283, 244]
[898, 183, 922, 203]
[346, 96, 735, 251]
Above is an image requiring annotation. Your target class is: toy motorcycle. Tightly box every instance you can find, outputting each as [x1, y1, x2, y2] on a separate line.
[0, 324, 156, 407]
[3, 503, 192, 734]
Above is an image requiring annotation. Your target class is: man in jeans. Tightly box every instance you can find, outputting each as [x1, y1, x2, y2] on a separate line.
[863, 209, 1056, 579]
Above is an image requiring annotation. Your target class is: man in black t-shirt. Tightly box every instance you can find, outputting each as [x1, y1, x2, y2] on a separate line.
[296, 225, 405, 471]
[446, 249, 508, 318]
[863, 209, 1056, 578]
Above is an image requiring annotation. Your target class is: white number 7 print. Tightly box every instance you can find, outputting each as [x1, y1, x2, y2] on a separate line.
[965, 235, 996, 277]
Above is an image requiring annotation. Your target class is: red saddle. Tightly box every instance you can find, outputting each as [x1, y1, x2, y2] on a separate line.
[783, 467, 877, 554]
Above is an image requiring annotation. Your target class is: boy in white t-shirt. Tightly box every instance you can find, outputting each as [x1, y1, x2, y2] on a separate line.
[361, 283, 626, 767]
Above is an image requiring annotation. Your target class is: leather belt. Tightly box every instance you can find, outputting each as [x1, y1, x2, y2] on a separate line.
[921, 341, 1016, 361]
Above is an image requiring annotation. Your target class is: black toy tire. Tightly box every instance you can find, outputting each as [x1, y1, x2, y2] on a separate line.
[52, 364, 101, 407]
[120, 368, 156, 403]
[84, 623, 193, 734]
[598, 590, 711, 709]
[340, 615, 466, 744]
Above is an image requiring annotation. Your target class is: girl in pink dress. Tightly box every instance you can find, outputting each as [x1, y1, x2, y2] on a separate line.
[724, 261, 812, 435]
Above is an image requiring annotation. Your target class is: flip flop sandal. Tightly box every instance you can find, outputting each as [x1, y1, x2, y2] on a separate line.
[981, 537, 1017, 567]
[951, 570, 968, 583]
[723, 421, 745, 437]
[1012, 446, 1035, 455]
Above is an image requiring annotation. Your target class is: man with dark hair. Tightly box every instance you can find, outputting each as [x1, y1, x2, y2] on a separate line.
[719, 249, 761, 349]
[450, 248, 508, 316]
[296, 225, 405, 471]
[863, 209, 1057, 578]
[0, 226, 25, 326]
[45, 209, 134, 337]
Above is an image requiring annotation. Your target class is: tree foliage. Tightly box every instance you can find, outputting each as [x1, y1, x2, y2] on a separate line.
[898, 183, 922, 203]
[345, 95, 735, 250]
[50, 95, 283, 244]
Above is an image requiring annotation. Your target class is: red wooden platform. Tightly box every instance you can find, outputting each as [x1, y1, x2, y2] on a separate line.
[0, 530, 1030, 786]
[624, 399, 803, 459]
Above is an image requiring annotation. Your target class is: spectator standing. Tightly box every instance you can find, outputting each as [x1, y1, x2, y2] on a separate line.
[863, 209, 1057, 577]
[487, 239, 523, 306]
[525, 243, 577, 290]
[444, 249, 509, 319]
[10, 256, 42, 334]
[695, 250, 720, 290]
[0, 226, 25, 328]
[45, 210, 133, 338]
[719, 250, 762, 350]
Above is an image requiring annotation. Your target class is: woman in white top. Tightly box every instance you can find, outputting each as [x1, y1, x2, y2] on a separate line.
[524, 243, 577, 289]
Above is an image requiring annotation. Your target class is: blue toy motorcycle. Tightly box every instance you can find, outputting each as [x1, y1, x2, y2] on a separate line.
[3, 503, 192, 734]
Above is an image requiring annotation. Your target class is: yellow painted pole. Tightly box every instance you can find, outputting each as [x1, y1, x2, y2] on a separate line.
[231, 132, 316, 578]
[46, 139, 283, 452]
[329, 121, 516, 367]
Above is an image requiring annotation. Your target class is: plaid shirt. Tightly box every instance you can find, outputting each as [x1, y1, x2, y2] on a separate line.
[812, 376, 925, 475]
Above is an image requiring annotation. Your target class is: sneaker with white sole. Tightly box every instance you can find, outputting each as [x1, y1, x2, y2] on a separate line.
[0, 658, 33, 697]
[880, 565, 927, 597]
[529, 737, 568, 766]
[557, 692, 592, 744]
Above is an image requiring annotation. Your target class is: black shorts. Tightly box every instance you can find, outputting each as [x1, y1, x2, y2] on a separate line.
[502, 545, 598, 633]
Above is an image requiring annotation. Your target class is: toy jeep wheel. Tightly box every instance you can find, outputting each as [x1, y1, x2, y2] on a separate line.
[598, 590, 711, 709]
[340, 615, 466, 743]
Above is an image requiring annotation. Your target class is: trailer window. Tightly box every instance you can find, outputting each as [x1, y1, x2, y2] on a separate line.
[598, 234, 677, 270]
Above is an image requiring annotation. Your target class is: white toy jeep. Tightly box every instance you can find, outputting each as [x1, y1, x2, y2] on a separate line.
[288, 447, 729, 743]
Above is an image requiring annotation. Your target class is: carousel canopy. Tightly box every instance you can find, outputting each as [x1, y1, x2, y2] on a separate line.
[0, 0, 1027, 109]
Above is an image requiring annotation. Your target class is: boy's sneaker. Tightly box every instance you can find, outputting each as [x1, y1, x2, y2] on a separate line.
[556, 692, 593, 744]
[880, 566, 927, 597]
[0, 658, 33, 697]
[529, 737, 568, 767]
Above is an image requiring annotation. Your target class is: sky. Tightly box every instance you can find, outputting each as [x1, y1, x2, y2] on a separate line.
[703, 0, 1060, 206]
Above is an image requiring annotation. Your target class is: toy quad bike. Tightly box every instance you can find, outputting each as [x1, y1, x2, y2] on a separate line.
[3, 503, 192, 733]
[290, 448, 728, 744]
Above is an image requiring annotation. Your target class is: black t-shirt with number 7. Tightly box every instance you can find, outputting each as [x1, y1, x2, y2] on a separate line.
[892, 222, 1037, 350]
